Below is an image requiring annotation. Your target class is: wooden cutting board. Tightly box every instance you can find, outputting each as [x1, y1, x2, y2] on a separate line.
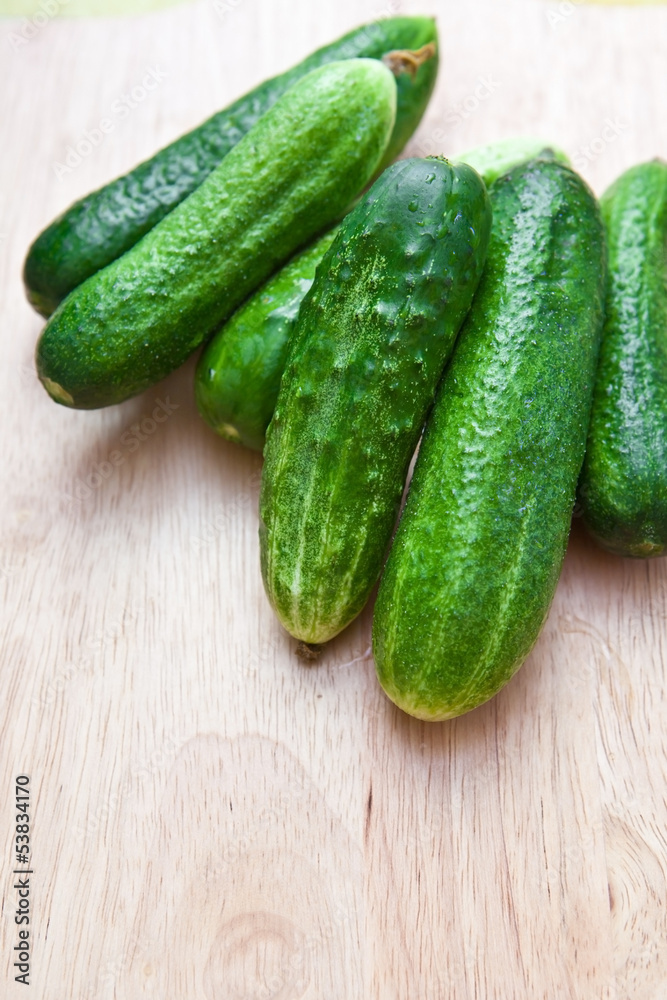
[1, 1, 666, 997]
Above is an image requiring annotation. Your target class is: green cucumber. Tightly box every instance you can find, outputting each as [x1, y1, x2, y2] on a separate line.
[373, 158, 606, 720]
[36, 59, 397, 410]
[197, 137, 572, 455]
[579, 160, 667, 557]
[259, 156, 491, 644]
[457, 136, 570, 185]
[196, 228, 339, 451]
[24, 17, 438, 318]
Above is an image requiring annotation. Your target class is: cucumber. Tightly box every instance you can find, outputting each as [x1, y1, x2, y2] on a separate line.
[196, 138, 572, 454]
[579, 160, 667, 557]
[195, 228, 339, 451]
[24, 17, 438, 318]
[373, 158, 606, 721]
[457, 136, 570, 185]
[259, 156, 491, 644]
[36, 59, 397, 410]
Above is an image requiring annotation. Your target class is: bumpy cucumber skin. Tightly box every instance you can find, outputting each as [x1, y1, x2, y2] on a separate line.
[579, 160, 667, 558]
[457, 136, 570, 186]
[196, 136, 569, 456]
[195, 228, 338, 451]
[24, 17, 438, 318]
[36, 60, 397, 410]
[259, 157, 492, 644]
[373, 159, 606, 721]
[195, 136, 568, 454]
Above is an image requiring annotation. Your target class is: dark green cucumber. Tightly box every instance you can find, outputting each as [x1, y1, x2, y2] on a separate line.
[196, 138, 572, 454]
[373, 158, 606, 720]
[36, 59, 397, 410]
[24, 17, 438, 318]
[457, 136, 570, 185]
[259, 157, 491, 644]
[196, 228, 339, 451]
[579, 160, 667, 558]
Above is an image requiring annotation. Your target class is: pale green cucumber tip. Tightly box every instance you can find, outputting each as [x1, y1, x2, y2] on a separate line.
[608, 538, 666, 559]
[284, 614, 340, 646]
[380, 683, 459, 722]
[634, 542, 666, 558]
[41, 377, 75, 407]
[218, 422, 243, 444]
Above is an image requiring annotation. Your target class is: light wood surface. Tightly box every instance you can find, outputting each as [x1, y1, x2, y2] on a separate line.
[2, 1, 667, 997]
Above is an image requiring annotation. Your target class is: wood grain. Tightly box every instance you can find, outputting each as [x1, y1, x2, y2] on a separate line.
[1, 0, 667, 997]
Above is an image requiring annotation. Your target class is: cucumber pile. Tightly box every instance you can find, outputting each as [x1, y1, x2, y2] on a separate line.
[24, 16, 439, 317]
[26, 18, 667, 719]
